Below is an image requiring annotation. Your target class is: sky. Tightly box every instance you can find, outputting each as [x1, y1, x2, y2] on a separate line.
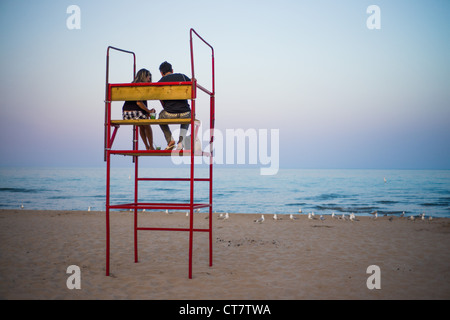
[0, 0, 449, 169]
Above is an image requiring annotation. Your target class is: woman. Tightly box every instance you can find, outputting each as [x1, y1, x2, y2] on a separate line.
[122, 69, 155, 150]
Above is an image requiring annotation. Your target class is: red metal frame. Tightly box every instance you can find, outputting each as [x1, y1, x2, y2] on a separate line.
[104, 29, 215, 279]
[104, 46, 136, 162]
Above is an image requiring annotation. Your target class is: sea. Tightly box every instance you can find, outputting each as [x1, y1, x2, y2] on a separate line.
[0, 167, 449, 218]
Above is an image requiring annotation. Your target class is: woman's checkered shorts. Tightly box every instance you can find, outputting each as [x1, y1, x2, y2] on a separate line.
[123, 110, 148, 120]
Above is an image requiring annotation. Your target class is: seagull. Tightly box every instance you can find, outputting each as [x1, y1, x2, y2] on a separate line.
[409, 215, 415, 222]
[165, 209, 169, 214]
[349, 213, 355, 222]
[428, 216, 433, 222]
[20, 204, 24, 209]
[308, 212, 317, 220]
[384, 177, 387, 183]
[218, 212, 229, 220]
[332, 212, 336, 219]
[195, 208, 201, 213]
[254, 215, 264, 223]
[400, 211, 405, 218]
[186, 211, 189, 217]
[298, 209, 302, 213]
[273, 214, 278, 220]
[290, 214, 298, 220]
[421, 213, 425, 221]
[320, 215, 325, 222]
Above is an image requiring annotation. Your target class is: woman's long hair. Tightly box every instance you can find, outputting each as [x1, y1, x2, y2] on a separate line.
[133, 68, 152, 83]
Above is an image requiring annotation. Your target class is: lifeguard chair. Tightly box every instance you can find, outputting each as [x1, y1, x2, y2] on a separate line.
[104, 29, 215, 279]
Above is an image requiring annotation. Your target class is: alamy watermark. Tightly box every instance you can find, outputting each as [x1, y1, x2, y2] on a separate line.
[366, 265, 381, 290]
[66, 5, 380, 31]
[367, 5, 381, 30]
[170, 127, 280, 176]
[66, 5, 81, 30]
[66, 265, 81, 289]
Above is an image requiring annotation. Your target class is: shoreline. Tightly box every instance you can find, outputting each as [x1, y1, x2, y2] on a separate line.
[0, 209, 449, 299]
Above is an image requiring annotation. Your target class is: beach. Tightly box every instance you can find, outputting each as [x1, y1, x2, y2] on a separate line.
[0, 209, 449, 300]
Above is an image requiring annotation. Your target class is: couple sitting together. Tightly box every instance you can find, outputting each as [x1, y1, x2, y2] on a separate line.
[122, 61, 191, 151]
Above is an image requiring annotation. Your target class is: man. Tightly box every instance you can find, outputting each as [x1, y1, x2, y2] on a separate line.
[158, 61, 191, 150]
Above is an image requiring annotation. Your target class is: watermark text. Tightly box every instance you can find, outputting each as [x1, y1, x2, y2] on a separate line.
[66, 5, 81, 30]
[367, 5, 381, 30]
[170, 127, 279, 176]
[66, 265, 81, 289]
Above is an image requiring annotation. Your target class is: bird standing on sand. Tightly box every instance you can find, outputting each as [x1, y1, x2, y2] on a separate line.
[254, 215, 264, 223]
[273, 214, 278, 220]
[298, 209, 302, 213]
[218, 212, 229, 220]
[308, 212, 317, 220]
[332, 212, 336, 219]
[290, 214, 298, 220]
[320, 215, 325, 222]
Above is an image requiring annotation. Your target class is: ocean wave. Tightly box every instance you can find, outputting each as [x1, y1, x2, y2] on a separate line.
[303, 193, 356, 201]
[285, 202, 308, 207]
[376, 200, 400, 205]
[0, 187, 45, 193]
[313, 205, 379, 213]
[48, 196, 72, 200]
[421, 202, 449, 207]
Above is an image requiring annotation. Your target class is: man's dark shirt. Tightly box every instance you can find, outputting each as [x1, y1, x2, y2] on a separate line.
[158, 73, 191, 113]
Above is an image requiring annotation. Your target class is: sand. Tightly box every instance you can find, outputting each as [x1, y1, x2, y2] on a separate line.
[0, 209, 449, 300]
